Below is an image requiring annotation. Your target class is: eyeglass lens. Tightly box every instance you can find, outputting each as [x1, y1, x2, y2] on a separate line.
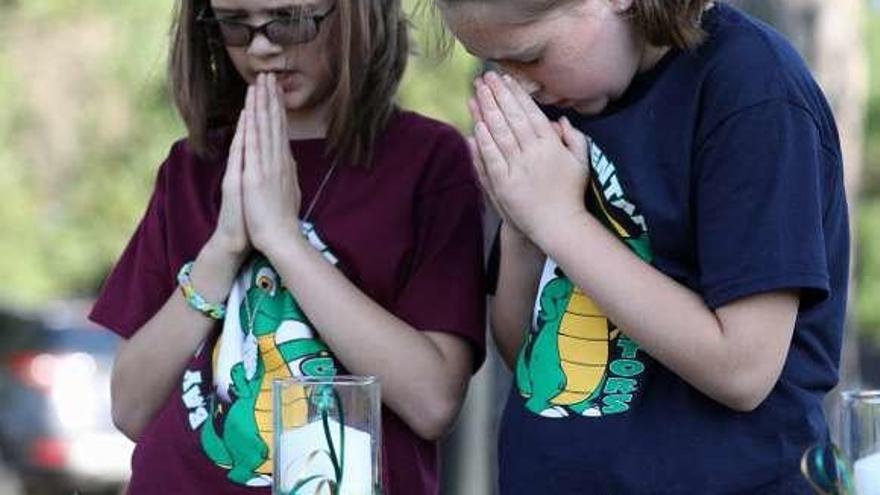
[218, 18, 318, 47]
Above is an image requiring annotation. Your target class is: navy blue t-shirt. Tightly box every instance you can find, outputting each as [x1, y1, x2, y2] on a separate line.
[494, 4, 849, 494]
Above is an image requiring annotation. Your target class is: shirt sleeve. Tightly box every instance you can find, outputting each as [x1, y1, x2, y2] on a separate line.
[393, 132, 488, 370]
[89, 157, 175, 339]
[695, 99, 832, 310]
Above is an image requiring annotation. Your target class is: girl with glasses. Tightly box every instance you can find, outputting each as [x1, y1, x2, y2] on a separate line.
[432, 0, 849, 493]
[89, 1, 486, 493]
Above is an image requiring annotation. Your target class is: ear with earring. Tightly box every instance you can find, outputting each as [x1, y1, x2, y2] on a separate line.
[196, 0, 225, 84]
[207, 45, 221, 83]
[204, 26, 223, 83]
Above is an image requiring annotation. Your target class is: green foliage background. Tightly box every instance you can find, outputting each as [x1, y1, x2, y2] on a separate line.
[0, 0, 477, 307]
[0, 0, 878, 347]
[857, 4, 880, 345]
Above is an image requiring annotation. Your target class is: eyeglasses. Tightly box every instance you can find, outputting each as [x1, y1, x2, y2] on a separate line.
[198, 4, 336, 47]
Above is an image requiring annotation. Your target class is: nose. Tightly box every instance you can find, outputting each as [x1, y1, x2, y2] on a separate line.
[516, 76, 542, 97]
[246, 32, 284, 58]
[496, 65, 541, 96]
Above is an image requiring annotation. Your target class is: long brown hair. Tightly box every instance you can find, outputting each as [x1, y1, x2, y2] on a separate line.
[629, 0, 713, 49]
[169, 0, 410, 165]
[434, 0, 712, 51]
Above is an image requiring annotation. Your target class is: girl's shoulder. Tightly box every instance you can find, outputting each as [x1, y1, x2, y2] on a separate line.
[150, 128, 233, 191]
[382, 109, 468, 146]
[165, 127, 234, 169]
[373, 110, 475, 191]
[697, 3, 815, 95]
[689, 3, 835, 138]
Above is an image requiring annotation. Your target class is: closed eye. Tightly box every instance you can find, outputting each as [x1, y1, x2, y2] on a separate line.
[493, 52, 542, 68]
[516, 56, 542, 66]
[268, 14, 301, 25]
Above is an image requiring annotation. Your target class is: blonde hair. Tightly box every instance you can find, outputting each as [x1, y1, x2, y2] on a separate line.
[169, 0, 410, 166]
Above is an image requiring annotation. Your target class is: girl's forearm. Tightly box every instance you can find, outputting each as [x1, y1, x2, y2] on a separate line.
[260, 230, 472, 441]
[491, 224, 546, 369]
[110, 240, 242, 440]
[533, 212, 796, 411]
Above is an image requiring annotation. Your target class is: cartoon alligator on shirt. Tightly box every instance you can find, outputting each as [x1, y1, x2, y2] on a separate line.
[517, 277, 620, 417]
[515, 144, 653, 418]
[200, 256, 338, 486]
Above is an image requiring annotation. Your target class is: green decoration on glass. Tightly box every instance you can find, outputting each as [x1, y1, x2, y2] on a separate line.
[273, 376, 382, 495]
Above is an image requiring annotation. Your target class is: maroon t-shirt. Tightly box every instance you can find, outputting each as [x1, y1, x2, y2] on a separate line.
[90, 111, 486, 495]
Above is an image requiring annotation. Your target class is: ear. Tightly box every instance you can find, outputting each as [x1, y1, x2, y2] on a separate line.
[608, 0, 634, 14]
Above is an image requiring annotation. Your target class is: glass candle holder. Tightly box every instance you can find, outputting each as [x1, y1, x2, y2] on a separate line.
[841, 390, 880, 495]
[273, 376, 381, 495]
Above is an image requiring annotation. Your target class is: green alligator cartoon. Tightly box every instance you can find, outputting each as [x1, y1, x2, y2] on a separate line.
[200, 255, 338, 486]
[517, 277, 618, 417]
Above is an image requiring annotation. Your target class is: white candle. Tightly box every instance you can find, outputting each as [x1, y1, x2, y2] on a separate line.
[854, 451, 880, 495]
[277, 418, 373, 495]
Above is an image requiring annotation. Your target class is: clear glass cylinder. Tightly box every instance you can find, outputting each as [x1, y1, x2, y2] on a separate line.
[273, 376, 381, 495]
[841, 389, 880, 495]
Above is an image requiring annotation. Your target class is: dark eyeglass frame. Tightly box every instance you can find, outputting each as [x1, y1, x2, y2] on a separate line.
[197, 3, 336, 47]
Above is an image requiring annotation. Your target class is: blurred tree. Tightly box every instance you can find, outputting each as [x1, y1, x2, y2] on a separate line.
[0, 1, 182, 306]
[857, 5, 880, 351]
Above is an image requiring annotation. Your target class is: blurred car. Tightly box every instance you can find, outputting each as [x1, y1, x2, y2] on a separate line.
[0, 300, 133, 494]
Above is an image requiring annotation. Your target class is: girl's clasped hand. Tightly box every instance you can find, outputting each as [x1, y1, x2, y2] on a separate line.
[217, 72, 302, 257]
[467, 71, 589, 244]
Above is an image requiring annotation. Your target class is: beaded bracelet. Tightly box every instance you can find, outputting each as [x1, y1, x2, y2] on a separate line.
[177, 261, 226, 320]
